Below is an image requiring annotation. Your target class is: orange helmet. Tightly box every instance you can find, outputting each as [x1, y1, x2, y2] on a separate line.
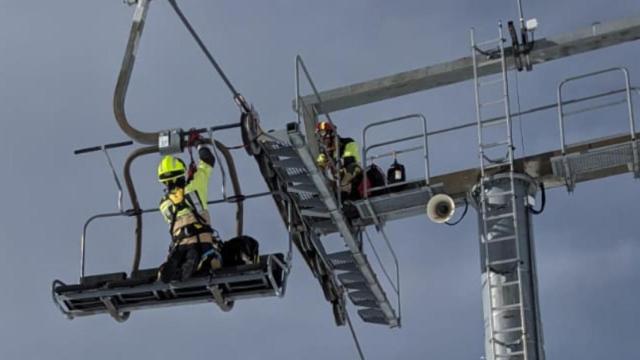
[315, 121, 335, 139]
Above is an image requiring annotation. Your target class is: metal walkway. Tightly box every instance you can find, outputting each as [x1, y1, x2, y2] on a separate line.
[258, 123, 400, 327]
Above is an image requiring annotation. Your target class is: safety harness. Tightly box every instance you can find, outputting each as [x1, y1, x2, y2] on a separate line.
[164, 191, 213, 244]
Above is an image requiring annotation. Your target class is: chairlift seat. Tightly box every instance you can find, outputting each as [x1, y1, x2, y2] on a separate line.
[53, 253, 288, 321]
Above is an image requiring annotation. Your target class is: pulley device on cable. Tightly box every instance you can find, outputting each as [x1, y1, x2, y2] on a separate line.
[509, 0, 537, 71]
[165, 0, 262, 157]
[52, 0, 290, 322]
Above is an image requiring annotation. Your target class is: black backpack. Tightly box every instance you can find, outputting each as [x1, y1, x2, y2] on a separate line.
[222, 236, 259, 267]
[360, 164, 388, 197]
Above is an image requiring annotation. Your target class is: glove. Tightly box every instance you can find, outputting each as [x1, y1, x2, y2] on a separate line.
[317, 153, 329, 169]
[187, 129, 204, 147]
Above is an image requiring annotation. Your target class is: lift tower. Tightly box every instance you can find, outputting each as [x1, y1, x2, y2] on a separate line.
[253, 13, 640, 359]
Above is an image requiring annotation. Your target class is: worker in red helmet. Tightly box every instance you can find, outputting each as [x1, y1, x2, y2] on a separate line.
[156, 134, 222, 283]
[315, 120, 364, 201]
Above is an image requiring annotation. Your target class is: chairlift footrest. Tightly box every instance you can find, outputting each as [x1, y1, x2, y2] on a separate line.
[53, 253, 288, 320]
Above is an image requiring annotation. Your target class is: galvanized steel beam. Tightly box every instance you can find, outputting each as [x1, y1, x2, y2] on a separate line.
[297, 15, 640, 114]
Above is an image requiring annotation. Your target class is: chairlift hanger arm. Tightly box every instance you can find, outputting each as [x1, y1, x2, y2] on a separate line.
[123, 145, 158, 274]
[114, 0, 158, 144]
[114, 0, 250, 147]
[296, 14, 640, 114]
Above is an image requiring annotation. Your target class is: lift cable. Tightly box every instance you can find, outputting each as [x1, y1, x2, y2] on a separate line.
[167, 0, 250, 113]
[344, 304, 367, 360]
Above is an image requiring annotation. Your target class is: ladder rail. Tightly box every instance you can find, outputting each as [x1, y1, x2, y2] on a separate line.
[473, 22, 529, 359]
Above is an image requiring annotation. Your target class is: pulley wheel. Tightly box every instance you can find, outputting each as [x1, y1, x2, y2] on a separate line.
[241, 110, 262, 156]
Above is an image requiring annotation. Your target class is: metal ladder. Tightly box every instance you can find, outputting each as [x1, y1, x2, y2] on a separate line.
[258, 124, 400, 327]
[472, 24, 528, 359]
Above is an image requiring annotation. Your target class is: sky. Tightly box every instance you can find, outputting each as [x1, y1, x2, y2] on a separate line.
[0, 1, 639, 359]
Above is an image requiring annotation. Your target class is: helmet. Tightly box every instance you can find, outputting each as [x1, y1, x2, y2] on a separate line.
[157, 155, 186, 183]
[315, 121, 335, 139]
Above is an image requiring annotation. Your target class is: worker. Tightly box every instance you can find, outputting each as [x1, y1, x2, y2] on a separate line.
[156, 134, 222, 283]
[315, 121, 364, 201]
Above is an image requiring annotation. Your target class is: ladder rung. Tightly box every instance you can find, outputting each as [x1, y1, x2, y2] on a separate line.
[287, 174, 313, 184]
[489, 258, 520, 266]
[496, 351, 525, 358]
[288, 183, 319, 194]
[268, 146, 297, 158]
[490, 280, 521, 289]
[299, 198, 326, 209]
[479, 77, 504, 87]
[481, 140, 511, 149]
[486, 235, 516, 244]
[481, 118, 508, 127]
[479, 98, 506, 107]
[483, 162, 511, 171]
[272, 157, 304, 169]
[300, 209, 331, 218]
[476, 37, 502, 47]
[486, 212, 514, 221]
[494, 326, 524, 334]
[487, 190, 514, 197]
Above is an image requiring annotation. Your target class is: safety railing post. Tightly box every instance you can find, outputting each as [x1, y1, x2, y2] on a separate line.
[558, 67, 637, 154]
[362, 113, 431, 198]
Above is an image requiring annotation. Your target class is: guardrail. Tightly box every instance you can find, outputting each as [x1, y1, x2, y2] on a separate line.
[557, 67, 636, 154]
[362, 113, 431, 195]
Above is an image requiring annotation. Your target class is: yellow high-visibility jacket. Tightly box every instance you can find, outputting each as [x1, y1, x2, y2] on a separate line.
[159, 160, 214, 246]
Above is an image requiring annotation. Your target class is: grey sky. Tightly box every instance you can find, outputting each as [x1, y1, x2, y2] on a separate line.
[0, 1, 639, 359]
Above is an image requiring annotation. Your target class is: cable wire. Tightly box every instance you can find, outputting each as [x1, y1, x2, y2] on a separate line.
[344, 305, 366, 360]
[514, 71, 526, 156]
[445, 197, 469, 226]
[167, 0, 250, 113]
[528, 182, 546, 215]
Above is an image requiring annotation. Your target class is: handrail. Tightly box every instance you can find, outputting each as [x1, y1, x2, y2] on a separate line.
[295, 55, 335, 126]
[558, 67, 636, 154]
[80, 212, 126, 279]
[364, 228, 401, 326]
[362, 114, 430, 198]
[349, 87, 640, 165]
[113, 0, 158, 145]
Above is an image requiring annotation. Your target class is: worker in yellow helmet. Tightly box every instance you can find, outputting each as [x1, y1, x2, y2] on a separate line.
[156, 134, 222, 283]
[315, 121, 364, 201]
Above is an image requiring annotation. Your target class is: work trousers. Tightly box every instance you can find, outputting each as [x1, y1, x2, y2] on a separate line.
[158, 243, 218, 283]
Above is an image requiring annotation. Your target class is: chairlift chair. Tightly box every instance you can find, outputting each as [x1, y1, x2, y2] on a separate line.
[53, 133, 292, 322]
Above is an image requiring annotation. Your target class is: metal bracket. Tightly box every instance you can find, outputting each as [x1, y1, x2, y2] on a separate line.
[158, 129, 183, 155]
[632, 139, 640, 179]
[100, 296, 129, 322]
[241, 109, 262, 156]
[562, 156, 576, 193]
[208, 285, 233, 312]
